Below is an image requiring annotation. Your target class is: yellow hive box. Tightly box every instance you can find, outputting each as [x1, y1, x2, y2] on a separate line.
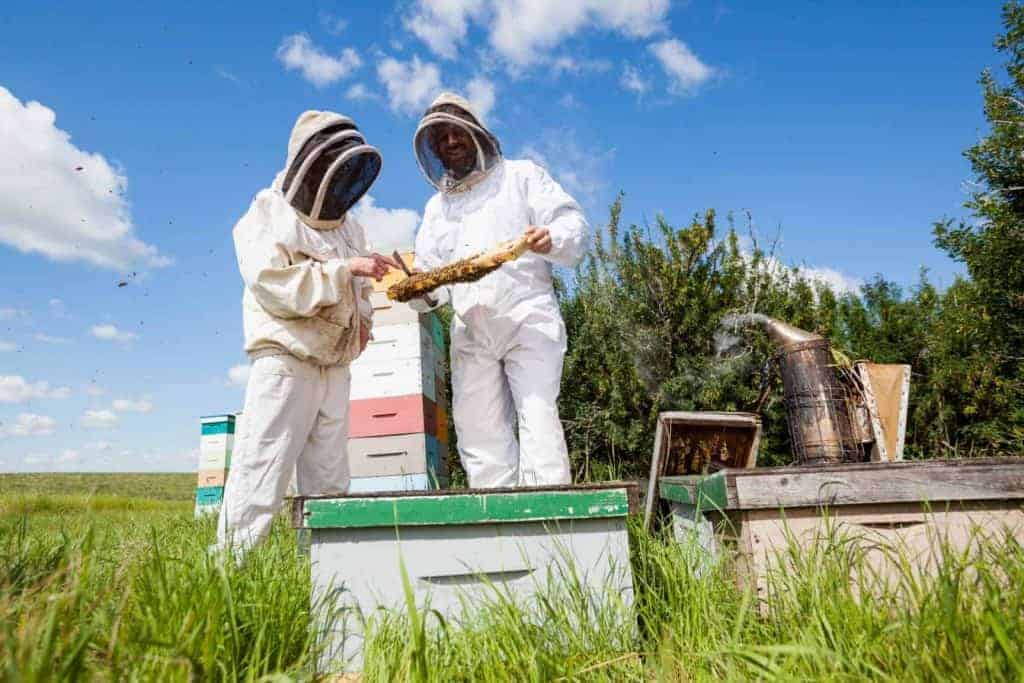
[373, 252, 415, 293]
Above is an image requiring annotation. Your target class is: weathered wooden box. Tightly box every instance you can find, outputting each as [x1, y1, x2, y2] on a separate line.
[658, 458, 1024, 601]
[292, 483, 639, 672]
[643, 411, 761, 526]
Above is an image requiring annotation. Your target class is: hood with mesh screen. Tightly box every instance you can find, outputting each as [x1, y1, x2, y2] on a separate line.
[282, 110, 382, 228]
[414, 92, 501, 194]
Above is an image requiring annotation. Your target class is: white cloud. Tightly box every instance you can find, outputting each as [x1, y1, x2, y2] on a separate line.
[2, 413, 57, 437]
[354, 195, 421, 253]
[491, 0, 669, 66]
[0, 340, 16, 352]
[215, 66, 243, 85]
[86, 440, 113, 451]
[35, 333, 71, 344]
[112, 397, 153, 413]
[90, 324, 137, 343]
[0, 375, 72, 403]
[649, 39, 714, 95]
[81, 409, 119, 429]
[550, 56, 611, 76]
[275, 34, 361, 88]
[405, 0, 669, 66]
[319, 12, 349, 36]
[345, 83, 379, 102]
[0, 307, 24, 320]
[227, 364, 251, 387]
[620, 63, 651, 95]
[405, 0, 487, 60]
[0, 87, 170, 271]
[465, 76, 497, 123]
[797, 265, 864, 296]
[520, 130, 613, 210]
[377, 56, 444, 115]
[84, 383, 105, 396]
[735, 237, 864, 297]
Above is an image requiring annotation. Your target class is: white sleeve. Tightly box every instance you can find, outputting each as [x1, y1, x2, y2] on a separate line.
[233, 195, 355, 320]
[346, 215, 375, 323]
[408, 200, 451, 312]
[525, 161, 588, 268]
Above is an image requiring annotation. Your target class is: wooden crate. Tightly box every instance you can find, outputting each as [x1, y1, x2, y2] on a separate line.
[643, 412, 760, 528]
[293, 483, 639, 672]
[658, 458, 1024, 603]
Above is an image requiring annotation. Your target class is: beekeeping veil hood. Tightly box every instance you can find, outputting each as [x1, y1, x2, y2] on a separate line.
[414, 92, 501, 194]
[280, 111, 382, 229]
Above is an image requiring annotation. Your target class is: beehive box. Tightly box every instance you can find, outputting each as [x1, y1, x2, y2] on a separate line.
[658, 458, 1024, 603]
[196, 415, 235, 516]
[347, 433, 444, 479]
[643, 411, 760, 528]
[294, 483, 639, 672]
[350, 357, 437, 402]
[349, 394, 437, 439]
[347, 472, 447, 493]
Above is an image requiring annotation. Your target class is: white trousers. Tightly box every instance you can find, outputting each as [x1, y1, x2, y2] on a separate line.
[216, 354, 351, 553]
[451, 329, 571, 488]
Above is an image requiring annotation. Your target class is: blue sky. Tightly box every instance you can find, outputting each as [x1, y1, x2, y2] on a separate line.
[0, 1, 1002, 472]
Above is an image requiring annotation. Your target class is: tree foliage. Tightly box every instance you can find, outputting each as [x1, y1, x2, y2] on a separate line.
[554, 3, 1024, 475]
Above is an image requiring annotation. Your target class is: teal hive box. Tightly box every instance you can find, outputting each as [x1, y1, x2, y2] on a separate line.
[195, 485, 225, 506]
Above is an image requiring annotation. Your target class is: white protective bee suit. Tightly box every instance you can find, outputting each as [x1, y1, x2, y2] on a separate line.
[217, 111, 381, 553]
[411, 93, 587, 487]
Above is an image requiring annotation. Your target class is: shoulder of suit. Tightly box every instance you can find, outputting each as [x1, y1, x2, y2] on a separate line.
[504, 158, 546, 177]
[235, 187, 298, 241]
[423, 192, 444, 219]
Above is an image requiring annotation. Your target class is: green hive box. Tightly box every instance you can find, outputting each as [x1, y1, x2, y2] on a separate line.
[292, 483, 639, 672]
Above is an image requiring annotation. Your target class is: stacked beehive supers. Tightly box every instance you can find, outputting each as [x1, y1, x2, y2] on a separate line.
[348, 254, 449, 492]
[195, 413, 235, 516]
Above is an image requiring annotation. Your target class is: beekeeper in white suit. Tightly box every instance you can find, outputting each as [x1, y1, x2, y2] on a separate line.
[217, 111, 395, 554]
[410, 92, 588, 488]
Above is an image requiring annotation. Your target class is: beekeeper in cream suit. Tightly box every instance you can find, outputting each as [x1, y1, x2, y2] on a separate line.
[217, 111, 395, 554]
[410, 93, 588, 488]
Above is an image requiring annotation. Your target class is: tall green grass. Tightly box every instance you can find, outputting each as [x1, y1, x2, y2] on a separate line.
[2, 495, 1023, 681]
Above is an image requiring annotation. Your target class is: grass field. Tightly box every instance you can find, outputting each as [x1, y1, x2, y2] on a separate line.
[2, 473, 1023, 681]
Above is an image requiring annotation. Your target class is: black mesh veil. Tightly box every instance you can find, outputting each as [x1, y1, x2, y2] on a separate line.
[414, 103, 501, 193]
[283, 121, 382, 222]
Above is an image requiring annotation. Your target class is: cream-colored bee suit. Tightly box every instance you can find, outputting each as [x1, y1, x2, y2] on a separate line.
[217, 111, 380, 554]
[411, 93, 587, 488]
